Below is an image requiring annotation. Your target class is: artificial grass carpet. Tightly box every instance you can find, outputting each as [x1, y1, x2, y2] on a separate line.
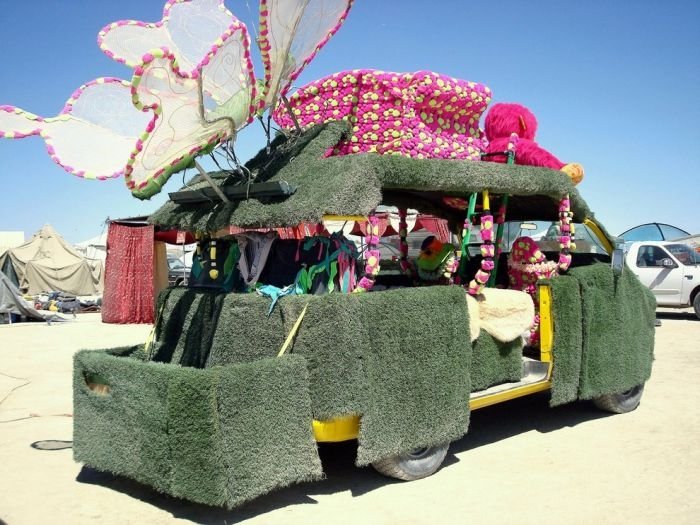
[73, 266, 656, 509]
[547, 264, 655, 404]
[149, 122, 593, 233]
[73, 346, 173, 494]
[469, 332, 523, 392]
[548, 275, 584, 406]
[570, 263, 656, 399]
[74, 350, 321, 509]
[203, 286, 473, 463]
[353, 286, 471, 465]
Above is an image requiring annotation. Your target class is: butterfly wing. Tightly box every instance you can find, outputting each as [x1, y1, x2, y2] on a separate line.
[124, 48, 243, 199]
[259, 0, 353, 114]
[1, 78, 150, 179]
[99, 0, 239, 75]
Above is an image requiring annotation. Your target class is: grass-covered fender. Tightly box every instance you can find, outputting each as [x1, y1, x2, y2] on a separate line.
[548, 263, 655, 406]
[73, 349, 322, 509]
[572, 263, 656, 399]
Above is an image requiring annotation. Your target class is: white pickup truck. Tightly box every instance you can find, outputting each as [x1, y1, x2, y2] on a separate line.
[625, 240, 700, 318]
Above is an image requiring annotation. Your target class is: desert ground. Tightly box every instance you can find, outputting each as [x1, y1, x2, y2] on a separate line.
[0, 308, 698, 525]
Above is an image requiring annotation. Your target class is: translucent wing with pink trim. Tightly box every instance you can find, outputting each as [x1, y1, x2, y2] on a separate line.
[0, 79, 150, 180]
[258, 0, 354, 113]
[99, 0, 237, 75]
[124, 43, 254, 199]
[0, 0, 355, 199]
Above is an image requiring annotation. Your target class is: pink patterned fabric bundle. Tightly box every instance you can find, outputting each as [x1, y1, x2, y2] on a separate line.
[274, 69, 492, 160]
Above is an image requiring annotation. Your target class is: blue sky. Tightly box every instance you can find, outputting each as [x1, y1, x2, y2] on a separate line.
[0, 0, 698, 243]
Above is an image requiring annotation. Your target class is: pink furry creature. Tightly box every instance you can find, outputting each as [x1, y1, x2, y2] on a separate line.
[483, 103, 584, 185]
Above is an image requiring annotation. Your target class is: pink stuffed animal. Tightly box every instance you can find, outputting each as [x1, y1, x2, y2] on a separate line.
[507, 236, 559, 345]
[484, 103, 584, 184]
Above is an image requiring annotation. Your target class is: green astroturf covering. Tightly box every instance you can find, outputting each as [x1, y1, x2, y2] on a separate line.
[547, 264, 655, 404]
[353, 286, 471, 465]
[570, 263, 656, 399]
[199, 285, 472, 464]
[73, 265, 655, 508]
[548, 275, 585, 406]
[74, 350, 321, 509]
[149, 122, 593, 232]
[73, 347, 173, 494]
[469, 332, 523, 392]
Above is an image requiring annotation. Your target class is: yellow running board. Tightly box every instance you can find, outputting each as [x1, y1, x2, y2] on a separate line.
[312, 379, 553, 442]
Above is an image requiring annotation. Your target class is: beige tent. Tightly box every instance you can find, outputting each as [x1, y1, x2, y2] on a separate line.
[0, 224, 102, 295]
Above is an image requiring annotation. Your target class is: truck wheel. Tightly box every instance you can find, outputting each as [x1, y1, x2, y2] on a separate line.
[372, 443, 449, 481]
[593, 384, 644, 414]
[693, 293, 700, 320]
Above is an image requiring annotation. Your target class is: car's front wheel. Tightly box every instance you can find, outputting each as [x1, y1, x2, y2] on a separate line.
[693, 292, 700, 320]
[372, 443, 449, 481]
[593, 384, 645, 414]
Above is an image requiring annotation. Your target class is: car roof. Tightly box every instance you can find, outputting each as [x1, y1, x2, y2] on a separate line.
[149, 121, 595, 233]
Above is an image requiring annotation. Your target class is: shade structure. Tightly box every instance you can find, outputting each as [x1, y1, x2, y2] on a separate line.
[0, 224, 101, 295]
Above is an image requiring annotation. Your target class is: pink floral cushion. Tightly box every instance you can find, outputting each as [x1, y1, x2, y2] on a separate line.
[274, 69, 492, 160]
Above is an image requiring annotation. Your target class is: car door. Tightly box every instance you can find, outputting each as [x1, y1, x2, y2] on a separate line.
[633, 245, 683, 305]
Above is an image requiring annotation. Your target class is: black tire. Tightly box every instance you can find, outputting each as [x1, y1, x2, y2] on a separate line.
[175, 278, 184, 287]
[593, 384, 645, 414]
[693, 292, 700, 320]
[371, 443, 449, 481]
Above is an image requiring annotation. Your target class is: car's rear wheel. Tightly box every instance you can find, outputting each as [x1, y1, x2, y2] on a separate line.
[371, 443, 449, 481]
[593, 384, 645, 414]
[693, 292, 700, 320]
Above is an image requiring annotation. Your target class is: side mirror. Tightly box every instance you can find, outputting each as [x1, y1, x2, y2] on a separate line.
[611, 248, 625, 276]
[661, 258, 676, 268]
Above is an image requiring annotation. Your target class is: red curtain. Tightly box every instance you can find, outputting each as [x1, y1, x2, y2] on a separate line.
[102, 223, 155, 324]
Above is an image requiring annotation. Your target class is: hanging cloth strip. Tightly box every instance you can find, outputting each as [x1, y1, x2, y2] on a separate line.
[294, 234, 359, 294]
[256, 284, 296, 316]
[236, 232, 278, 287]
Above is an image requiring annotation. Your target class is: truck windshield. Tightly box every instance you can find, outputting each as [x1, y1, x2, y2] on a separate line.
[666, 244, 700, 265]
[473, 221, 608, 255]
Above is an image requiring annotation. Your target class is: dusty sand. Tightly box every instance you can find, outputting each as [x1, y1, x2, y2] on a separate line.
[0, 309, 698, 524]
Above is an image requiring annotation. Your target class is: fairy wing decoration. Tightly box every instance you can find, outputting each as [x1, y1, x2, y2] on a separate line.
[0, 0, 353, 199]
[0, 79, 150, 180]
[98, 0, 237, 74]
[87, 0, 259, 198]
[258, 0, 354, 113]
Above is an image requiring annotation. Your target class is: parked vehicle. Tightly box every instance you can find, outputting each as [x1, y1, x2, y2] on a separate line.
[73, 123, 656, 509]
[625, 240, 700, 318]
[167, 257, 189, 286]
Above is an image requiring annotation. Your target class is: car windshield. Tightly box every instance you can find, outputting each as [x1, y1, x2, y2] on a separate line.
[469, 220, 607, 255]
[665, 244, 700, 265]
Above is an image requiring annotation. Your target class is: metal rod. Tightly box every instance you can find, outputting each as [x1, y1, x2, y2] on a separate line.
[281, 95, 302, 134]
[195, 160, 231, 203]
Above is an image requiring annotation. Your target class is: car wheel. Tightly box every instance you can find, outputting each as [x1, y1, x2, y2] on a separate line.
[693, 292, 700, 320]
[371, 443, 449, 481]
[593, 384, 644, 414]
[175, 278, 184, 287]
